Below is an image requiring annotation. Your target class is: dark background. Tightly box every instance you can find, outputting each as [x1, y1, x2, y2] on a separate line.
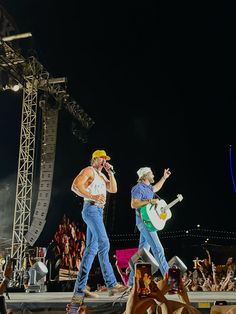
[0, 1, 236, 263]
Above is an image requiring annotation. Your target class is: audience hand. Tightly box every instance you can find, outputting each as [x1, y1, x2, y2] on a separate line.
[4, 260, 13, 279]
[78, 302, 89, 314]
[155, 278, 201, 314]
[66, 302, 89, 314]
[124, 275, 201, 314]
[123, 277, 159, 314]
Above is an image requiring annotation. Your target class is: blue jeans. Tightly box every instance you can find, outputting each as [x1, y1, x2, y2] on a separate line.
[128, 215, 169, 286]
[73, 202, 117, 294]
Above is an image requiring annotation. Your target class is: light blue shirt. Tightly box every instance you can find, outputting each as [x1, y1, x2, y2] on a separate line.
[131, 182, 154, 201]
[131, 182, 154, 225]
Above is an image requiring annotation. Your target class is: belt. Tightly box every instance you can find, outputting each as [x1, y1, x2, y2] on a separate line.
[85, 201, 105, 209]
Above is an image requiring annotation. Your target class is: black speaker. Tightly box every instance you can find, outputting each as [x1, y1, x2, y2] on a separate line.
[128, 248, 159, 275]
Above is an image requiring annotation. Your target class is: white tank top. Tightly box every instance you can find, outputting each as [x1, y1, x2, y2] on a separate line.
[84, 167, 107, 206]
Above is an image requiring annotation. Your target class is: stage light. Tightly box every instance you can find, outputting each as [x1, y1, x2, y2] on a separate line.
[26, 261, 48, 293]
[0, 70, 22, 92]
[2, 32, 32, 42]
[128, 248, 159, 275]
[10, 83, 21, 92]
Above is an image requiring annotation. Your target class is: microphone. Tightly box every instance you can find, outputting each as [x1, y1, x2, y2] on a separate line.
[109, 166, 115, 174]
[104, 161, 115, 174]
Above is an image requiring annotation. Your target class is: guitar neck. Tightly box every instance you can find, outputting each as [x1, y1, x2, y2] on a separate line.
[165, 198, 180, 210]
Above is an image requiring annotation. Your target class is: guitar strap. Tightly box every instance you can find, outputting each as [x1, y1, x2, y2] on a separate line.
[154, 193, 161, 200]
[136, 208, 150, 229]
[133, 209, 141, 233]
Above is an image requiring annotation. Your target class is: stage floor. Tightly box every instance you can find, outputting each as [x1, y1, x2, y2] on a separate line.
[4, 291, 236, 314]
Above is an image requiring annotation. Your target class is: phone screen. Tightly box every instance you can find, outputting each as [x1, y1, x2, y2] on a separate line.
[135, 263, 152, 297]
[167, 267, 181, 293]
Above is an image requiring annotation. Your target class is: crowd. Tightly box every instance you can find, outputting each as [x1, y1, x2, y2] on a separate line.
[114, 250, 236, 293]
[183, 251, 236, 292]
[47, 215, 236, 294]
[64, 250, 236, 313]
[50, 215, 86, 272]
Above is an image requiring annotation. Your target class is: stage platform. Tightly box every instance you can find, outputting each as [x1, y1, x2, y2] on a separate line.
[4, 291, 236, 314]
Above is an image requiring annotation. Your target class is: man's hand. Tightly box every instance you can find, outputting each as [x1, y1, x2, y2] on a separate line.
[149, 199, 158, 205]
[103, 162, 114, 174]
[163, 168, 171, 179]
[91, 194, 105, 203]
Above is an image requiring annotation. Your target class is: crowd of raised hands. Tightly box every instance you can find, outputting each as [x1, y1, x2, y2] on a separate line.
[122, 276, 201, 314]
[70, 277, 201, 314]
[183, 253, 236, 292]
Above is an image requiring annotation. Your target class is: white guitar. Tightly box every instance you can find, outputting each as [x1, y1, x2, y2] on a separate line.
[140, 194, 183, 231]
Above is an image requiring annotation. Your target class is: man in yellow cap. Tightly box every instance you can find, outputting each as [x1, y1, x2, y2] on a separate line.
[68, 149, 127, 312]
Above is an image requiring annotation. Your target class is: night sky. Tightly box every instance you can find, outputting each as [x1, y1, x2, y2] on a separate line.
[1, 1, 236, 257]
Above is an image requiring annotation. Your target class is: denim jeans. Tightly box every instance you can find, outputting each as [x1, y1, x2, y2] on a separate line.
[128, 215, 169, 286]
[73, 202, 117, 294]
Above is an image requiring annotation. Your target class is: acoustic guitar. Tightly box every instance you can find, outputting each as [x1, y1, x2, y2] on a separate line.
[140, 194, 183, 231]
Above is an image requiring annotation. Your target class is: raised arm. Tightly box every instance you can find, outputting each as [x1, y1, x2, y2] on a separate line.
[104, 171, 117, 193]
[153, 168, 171, 193]
[206, 249, 212, 265]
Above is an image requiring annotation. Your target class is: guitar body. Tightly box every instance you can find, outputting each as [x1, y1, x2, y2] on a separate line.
[140, 194, 183, 232]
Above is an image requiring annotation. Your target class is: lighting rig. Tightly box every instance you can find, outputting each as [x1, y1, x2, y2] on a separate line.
[0, 32, 95, 130]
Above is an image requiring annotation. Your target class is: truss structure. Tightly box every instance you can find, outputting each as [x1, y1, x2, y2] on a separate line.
[11, 58, 47, 270]
[0, 36, 95, 271]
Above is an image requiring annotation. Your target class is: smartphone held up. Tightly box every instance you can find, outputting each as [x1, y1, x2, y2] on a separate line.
[167, 266, 182, 294]
[135, 262, 153, 297]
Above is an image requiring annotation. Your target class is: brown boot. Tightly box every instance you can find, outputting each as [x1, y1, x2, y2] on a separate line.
[108, 283, 128, 296]
[82, 289, 99, 298]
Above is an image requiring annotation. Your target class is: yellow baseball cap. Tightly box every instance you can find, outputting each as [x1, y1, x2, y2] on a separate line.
[92, 150, 111, 160]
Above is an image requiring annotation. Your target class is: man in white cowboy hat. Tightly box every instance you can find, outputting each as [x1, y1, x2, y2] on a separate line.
[68, 150, 127, 313]
[128, 166, 171, 287]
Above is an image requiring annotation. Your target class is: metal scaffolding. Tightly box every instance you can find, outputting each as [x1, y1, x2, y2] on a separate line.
[0, 34, 95, 271]
[11, 57, 48, 271]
